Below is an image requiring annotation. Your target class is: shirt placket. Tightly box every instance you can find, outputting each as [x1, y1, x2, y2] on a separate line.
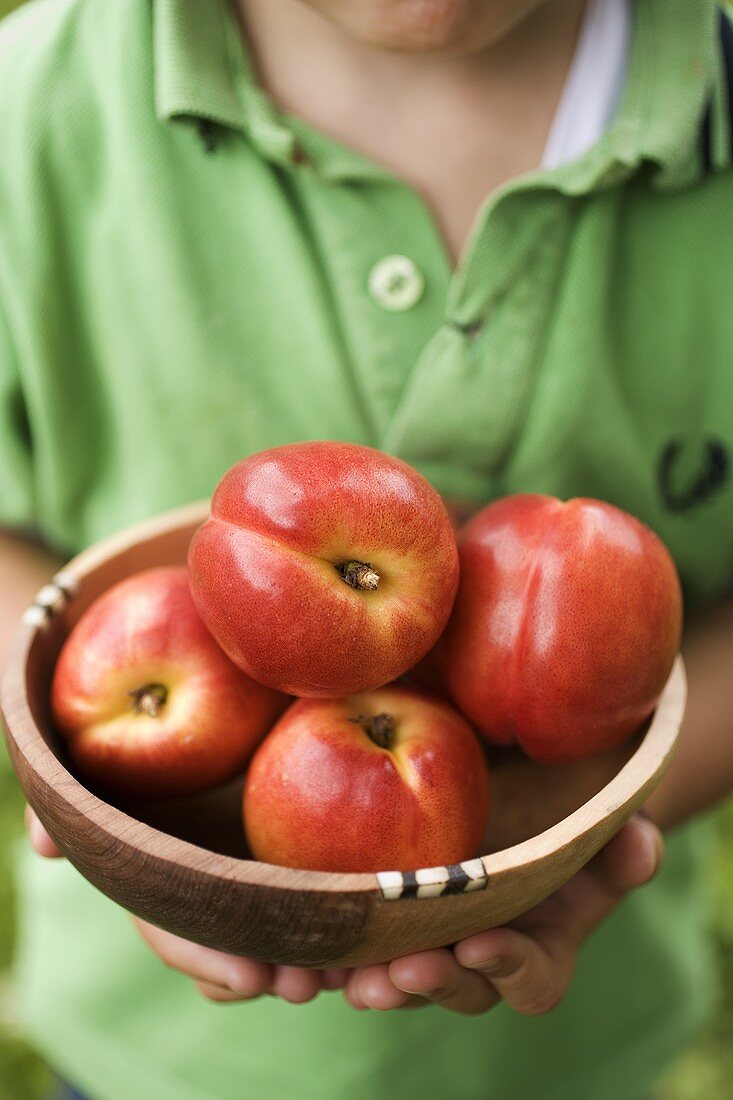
[288, 170, 453, 444]
[383, 189, 572, 500]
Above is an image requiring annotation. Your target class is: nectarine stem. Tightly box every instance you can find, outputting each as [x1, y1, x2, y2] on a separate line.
[336, 561, 380, 591]
[128, 683, 168, 718]
[349, 713, 394, 750]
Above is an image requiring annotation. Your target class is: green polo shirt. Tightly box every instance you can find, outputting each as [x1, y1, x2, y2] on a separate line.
[1, 1, 731, 1098]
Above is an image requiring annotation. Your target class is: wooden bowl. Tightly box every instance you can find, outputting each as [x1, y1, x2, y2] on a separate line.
[0, 504, 686, 968]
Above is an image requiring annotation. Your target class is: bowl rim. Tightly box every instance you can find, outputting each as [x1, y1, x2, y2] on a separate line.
[0, 501, 686, 899]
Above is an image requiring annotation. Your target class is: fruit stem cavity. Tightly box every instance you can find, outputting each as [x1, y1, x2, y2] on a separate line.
[350, 712, 395, 750]
[128, 683, 168, 718]
[335, 560, 380, 591]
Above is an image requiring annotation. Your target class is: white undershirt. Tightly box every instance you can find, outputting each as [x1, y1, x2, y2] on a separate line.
[541, 0, 631, 171]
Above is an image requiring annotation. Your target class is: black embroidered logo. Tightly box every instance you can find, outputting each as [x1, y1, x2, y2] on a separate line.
[658, 439, 729, 512]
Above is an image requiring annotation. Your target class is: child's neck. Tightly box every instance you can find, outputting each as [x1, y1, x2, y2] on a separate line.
[236, 0, 588, 264]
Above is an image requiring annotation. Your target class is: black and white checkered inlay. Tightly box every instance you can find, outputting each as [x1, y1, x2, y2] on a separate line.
[22, 571, 79, 629]
[377, 857, 487, 901]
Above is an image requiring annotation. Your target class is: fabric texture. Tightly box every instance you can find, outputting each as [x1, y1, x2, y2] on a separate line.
[0, 1, 731, 1098]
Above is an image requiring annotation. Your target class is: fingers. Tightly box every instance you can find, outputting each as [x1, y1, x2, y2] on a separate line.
[134, 919, 328, 1005]
[452, 815, 665, 1017]
[321, 968, 351, 990]
[24, 807, 63, 858]
[345, 952, 500, 1015]
[344, 965, 418, 1011]
[389, 950, 500, 1015]
[454, 927, 573, 1016]
[270, 967, 322, 1004]
[134, 919, 273, 998]
[194, 980, 255, 1004]
[591, 814, 663, 896]
[23, 807, 333, 1007]
[539, 814, 664, 949]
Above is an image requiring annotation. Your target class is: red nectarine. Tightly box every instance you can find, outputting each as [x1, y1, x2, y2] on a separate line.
[243, 685, 491, 873]
[188, 442, 459, 697]
[435, 495, 682, 764]
[51, 566, 288, 798]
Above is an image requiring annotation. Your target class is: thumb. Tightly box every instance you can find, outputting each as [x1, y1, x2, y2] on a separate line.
[552, 814, 664, 949]
[590, 814, 664, 896]
[25, 806, 64, 858]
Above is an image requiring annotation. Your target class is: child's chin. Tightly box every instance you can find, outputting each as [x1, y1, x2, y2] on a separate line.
[318, 0, 520, 56]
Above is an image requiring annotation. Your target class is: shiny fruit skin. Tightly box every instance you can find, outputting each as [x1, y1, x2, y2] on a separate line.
[51, 566, 288, 799]
[436, 495, 682, 764]
[188, 442, 459, 697]
[243, 685, 491, 873]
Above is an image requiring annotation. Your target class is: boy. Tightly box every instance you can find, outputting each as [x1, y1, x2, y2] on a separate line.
[2, 0, 733, 1096]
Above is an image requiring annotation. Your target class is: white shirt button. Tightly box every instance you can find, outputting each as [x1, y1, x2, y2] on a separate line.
[368, 255, 425, 312]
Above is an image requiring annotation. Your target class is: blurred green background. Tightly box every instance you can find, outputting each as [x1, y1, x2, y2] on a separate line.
[0, 0, 731, 1097]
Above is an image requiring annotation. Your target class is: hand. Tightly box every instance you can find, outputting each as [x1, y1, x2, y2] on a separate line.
[132, 920, 350, 1003]
[25, 807, 661, 1012]
[24, 804, 63, 858]
[24, 806, 351, 1005]
[342, 814, 663, 1015]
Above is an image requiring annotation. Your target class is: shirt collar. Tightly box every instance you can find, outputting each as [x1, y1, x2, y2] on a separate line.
[154, 0, 243, 131]
[154, 0, 722, 190]
[155, 0, 391, 173]
[595, 0, 719, 191]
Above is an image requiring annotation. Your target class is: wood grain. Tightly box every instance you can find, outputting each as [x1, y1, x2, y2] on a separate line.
[0, 503, 686, 967]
